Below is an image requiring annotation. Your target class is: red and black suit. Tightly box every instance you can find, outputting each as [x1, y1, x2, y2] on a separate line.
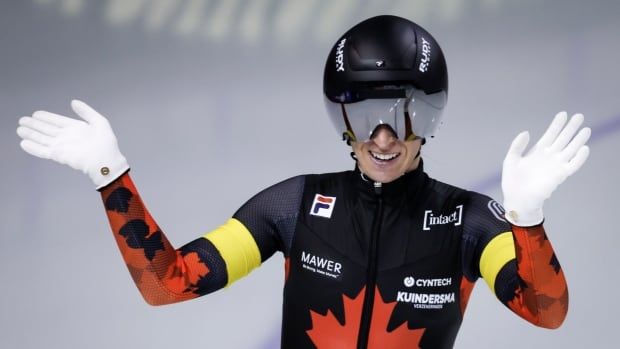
[100, 162, 568, 348]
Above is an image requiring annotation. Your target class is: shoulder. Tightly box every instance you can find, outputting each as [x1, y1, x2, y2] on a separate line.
[424, 175, 500, 207]
[423, 175, 470, 203]
[298, 170, 355, 195]
[237, 170, 352, 212]
[303, 170, 353, 185]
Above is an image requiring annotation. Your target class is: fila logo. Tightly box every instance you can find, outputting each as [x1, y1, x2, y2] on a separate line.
[310, 194, 336, 219]
[423, 205, 463, 231]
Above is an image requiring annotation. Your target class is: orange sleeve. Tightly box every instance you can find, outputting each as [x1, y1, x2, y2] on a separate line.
[504, 224, 569, 329]
[100, 172, 228, 305]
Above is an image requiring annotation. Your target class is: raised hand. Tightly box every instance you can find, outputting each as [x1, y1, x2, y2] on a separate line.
[17, 100, 129, 189]
[502, 111, 590, 226]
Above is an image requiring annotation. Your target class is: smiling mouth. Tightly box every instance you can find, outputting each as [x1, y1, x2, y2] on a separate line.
[370, 151, 400, 162]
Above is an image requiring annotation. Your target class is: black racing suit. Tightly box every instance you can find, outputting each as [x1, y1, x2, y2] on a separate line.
[101, 162, 568, 349]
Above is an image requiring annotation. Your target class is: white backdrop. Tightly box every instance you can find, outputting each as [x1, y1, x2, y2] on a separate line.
[1, 0, 619, 348]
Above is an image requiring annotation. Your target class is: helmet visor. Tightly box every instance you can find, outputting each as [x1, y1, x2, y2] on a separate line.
[325, 87, 446, 142]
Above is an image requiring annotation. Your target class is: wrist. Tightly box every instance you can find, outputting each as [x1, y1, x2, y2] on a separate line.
[502, 200, 544, 226]
[91, 153, 130, 189]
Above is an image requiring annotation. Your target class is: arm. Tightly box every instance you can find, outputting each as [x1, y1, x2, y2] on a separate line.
[469, 111, 590, 328]
[100, 172, 303, 305]
[500, 224, 568, 328]
[100, 172, 251, 305]
[16, 100, 302, 305]
[463, 196, 568, 329]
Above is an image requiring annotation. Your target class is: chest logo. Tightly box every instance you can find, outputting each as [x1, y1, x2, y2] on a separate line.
[301, 251, 342, 279]
[310, 194, 336, 219]
[423, 205, 463, 231]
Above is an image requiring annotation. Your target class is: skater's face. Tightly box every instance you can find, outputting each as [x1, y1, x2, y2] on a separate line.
[351, 125, 422, 183]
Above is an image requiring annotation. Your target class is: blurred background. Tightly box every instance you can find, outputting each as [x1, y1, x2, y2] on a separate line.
[1, 0, 618, 348]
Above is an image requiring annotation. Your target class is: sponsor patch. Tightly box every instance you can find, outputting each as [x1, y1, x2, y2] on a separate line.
[488, 200, 507, 222]
[310, 194, 336, 219]
[397, 292, 455, 309]
[403, 276, 452, 288]
[423, 205, 463, 231]
[398, 276, 454, 309]
[300, 250, 342, 280]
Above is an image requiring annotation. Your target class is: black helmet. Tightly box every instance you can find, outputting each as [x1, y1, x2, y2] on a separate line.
[323, 15, 448, 143]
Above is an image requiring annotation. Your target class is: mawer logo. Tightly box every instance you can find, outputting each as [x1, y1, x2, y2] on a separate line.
[310, 194, 336, 219]
[301, 251, 342, 279]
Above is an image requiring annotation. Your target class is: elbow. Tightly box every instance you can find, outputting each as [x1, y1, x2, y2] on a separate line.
[140, 291, 172, 306]
[142, 295, 169, 307]
[533, 316, 565, 330]
[533, 308, 568, 330]
[137, 286, 191, 306]
[510, 290, 569, 329]
[531, 297, 569, 330]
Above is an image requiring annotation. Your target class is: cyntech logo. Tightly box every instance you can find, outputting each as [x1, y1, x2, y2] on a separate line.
[403, 276, 452, 288]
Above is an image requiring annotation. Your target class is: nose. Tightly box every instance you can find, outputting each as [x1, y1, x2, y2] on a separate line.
[370, 125, 397, 149]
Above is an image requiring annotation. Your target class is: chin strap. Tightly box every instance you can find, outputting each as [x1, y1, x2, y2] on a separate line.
[350, 152, 357, 161]
[413, 138, 425, 160]
[414, 147, 423, 160]
[343, 132, 354, 146]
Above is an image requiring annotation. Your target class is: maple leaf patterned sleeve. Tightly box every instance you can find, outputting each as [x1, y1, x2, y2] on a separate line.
[101, 172, 233, 305]
[100, 172, 303, 306]
[462, 192, 568, 329]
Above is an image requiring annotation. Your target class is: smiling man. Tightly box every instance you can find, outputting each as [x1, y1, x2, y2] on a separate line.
[17, 15, 590, 349]
[351, 124, 423, 183]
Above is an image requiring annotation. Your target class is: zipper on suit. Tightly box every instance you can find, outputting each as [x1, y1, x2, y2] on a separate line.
[357, 181, 384, 349]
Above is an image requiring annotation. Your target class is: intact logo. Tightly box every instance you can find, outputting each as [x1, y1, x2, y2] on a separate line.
[418, 37, 431, 73]
[488, 200, 507, 222]
[423, 205, 463, 231]
[335, 38, 346, 72]
[310, 194, 336, 219]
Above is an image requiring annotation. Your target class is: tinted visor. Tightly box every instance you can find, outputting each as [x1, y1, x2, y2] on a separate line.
[325, 86, 446, 142]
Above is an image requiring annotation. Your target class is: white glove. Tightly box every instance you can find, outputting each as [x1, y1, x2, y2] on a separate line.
[502, 111, 591, 226]
[17, 100, 129, 190]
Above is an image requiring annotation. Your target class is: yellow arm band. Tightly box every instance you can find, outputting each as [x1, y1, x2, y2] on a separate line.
[479, 231, 516, 295]
[203, 218, 262, 287]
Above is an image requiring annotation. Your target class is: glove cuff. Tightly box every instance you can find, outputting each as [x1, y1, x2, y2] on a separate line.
[92, 154, 130, 190]
[502, 201, 544, 226]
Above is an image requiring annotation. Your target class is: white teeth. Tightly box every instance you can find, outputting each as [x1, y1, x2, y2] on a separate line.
[371, 152, 399, 161]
